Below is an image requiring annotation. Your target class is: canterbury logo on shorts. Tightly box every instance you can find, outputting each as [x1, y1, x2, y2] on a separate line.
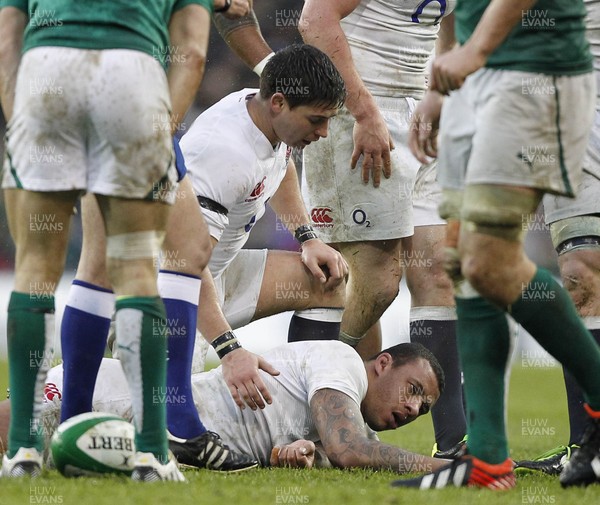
[311, 207, 333, 224]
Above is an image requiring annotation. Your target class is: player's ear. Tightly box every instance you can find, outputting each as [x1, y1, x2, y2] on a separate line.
[375, 352, 393, 376]
[270, 93, 287, 113]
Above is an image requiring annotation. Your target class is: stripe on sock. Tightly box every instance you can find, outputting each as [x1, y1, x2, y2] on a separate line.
[294, 307, 343, 322]
[116, 308, 144, 431]
[583, 316, 600, 330]
[454, 280, 480, 299]
[32, 312, 55, 429]
[410, 306, 456, 322]
[158, 270, 200, 304]
[66, 282, 115, 318]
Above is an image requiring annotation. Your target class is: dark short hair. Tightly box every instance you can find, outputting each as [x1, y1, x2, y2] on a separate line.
[260, 44, 346, 110]
[368, 343, 445, 395]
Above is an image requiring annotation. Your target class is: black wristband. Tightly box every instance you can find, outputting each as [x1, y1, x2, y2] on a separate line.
[294, 224, 318, 244]
[211, 330, 241, 359]
[214, 0, 232, 13]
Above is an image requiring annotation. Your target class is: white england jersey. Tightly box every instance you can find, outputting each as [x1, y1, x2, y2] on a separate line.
[42, 342, 374, 466]
[192, 341, 373, 465]
[181, 89, 291, 277]
[340, 0, 456, 98]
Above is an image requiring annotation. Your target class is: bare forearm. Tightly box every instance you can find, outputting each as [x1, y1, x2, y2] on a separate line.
[268, 162, 310, 234]
[0, 7, 26, 121]
[213, 10, 272, 69]
[167, 5, 210, 132]
[311, 389, 446, 474]
[314, 399, 444, 472]
[197, 266, 231, 341]
[332, 438, 446, 473]
[168, 63, 205, 132]
[299, 0, 376, 121]
[467, 0, 538, 58]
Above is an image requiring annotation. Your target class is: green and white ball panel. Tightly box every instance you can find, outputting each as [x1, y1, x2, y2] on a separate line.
[50, 412, 135, 477]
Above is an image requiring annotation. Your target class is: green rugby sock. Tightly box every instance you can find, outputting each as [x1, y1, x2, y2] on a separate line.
[510, 267, 600, 410]
[455, 295, 511, 464]
[115, 296, 168, 462]
[7, 292, 55, 457]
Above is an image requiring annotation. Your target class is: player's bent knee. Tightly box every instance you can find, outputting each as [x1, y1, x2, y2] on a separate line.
[310, 276, 346, 304]
[368, 282, 399, 311]
[550, 217, 600, 310]
[560, 254, 593, 288]
[161, 244, 211, 276]
[558, 251, 600, 310]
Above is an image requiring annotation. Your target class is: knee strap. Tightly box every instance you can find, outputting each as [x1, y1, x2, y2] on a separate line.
[106, 231, 165, 260]
[550, 216, 600, 254]
[462, 185, 541, 242]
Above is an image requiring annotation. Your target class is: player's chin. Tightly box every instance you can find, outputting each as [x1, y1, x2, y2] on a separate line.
[295, 139, 312, 149]
[367, 419, 389, 432]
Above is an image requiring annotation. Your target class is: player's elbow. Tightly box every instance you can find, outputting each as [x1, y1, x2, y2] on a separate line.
[325, 453, 348, 469]
[0, 35, 19, 63]
[181, 43, 207, 73]
[298, 11, 318, 42]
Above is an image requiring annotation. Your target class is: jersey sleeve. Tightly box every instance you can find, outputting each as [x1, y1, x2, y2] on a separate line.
[0, 0, 27, 13]
[305, 342, 368, 408]
[173, 0, 213, 15]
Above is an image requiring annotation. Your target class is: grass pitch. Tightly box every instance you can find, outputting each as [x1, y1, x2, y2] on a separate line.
[1, 361, 599, 505]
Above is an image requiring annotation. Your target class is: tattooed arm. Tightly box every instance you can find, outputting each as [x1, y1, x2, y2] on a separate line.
[310, 388, 448, 473]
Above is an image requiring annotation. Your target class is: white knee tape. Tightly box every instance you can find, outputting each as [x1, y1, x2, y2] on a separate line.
[294, 307, 344, 322]
[550, 216, 600, 251]
[106, 231, 165, 260]
[438, 189, 464, 221]
[462, 185, 541, 242]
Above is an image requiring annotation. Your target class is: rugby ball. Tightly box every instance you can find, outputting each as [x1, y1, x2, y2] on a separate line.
[50, 412, 135, 477]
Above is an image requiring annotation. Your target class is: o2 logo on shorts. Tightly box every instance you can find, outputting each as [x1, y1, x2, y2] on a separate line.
[310, 207, 334, 228]
[352, 209, 371, 228]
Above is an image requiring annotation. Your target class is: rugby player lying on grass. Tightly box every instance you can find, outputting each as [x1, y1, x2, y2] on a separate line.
[0, 341, 448, 472]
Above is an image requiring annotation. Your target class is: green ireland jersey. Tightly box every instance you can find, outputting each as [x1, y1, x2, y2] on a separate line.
[455, 0, 592, 74]
[0, 0, 213, 68]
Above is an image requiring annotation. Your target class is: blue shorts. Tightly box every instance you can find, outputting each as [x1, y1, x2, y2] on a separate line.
[173, 136, 187, 181]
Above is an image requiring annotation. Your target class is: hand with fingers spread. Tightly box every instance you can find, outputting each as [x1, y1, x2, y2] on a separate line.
[300, 239, 349, 288]
[270, 440, 316, 469]
[351, 112, 395, 188]
[221, 347, 280, 410]
[408, 90, 444, 164]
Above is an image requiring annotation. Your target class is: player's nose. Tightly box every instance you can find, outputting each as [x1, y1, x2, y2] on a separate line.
[405, 399, 422, 420]
[315, 121, 329, 139]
